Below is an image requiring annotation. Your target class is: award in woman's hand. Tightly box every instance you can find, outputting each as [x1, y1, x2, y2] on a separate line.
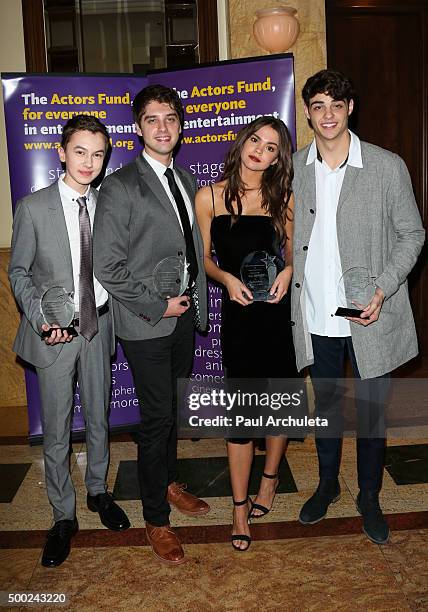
[153, 256, 190, 299]
[335, 267, 376, 317]
[240, 250, 283, 301]
[41, 286, 77, 337]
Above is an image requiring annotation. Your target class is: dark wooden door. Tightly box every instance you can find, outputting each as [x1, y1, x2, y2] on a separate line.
[326, 0, 428, 372]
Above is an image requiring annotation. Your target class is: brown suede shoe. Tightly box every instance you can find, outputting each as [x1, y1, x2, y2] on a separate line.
[167, 482, 210, 517]
[145, 522, 186, 566]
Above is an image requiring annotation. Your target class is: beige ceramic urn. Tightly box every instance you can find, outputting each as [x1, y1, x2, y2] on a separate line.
[253, 6, 300, 53]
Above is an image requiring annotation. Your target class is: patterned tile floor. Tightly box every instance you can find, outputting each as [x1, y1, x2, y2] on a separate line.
[0, 436, 427, 610]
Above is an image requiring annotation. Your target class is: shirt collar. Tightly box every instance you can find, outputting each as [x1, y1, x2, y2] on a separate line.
[306, 130, 363, 169]
[142, 149, 174, 180]
[58, 174, 91, 202]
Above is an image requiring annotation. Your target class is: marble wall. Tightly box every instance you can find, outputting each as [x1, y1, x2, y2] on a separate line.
[0, 3, 27, 429]
[228, 0, 327, 148]
[0, 249, 26, 409]
[0, 1, 25, 249]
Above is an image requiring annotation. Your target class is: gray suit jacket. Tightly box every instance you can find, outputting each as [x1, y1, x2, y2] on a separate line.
[93, 154, 207, 340]
[9, 181, 114, 369]
[291, 140, 425, 379]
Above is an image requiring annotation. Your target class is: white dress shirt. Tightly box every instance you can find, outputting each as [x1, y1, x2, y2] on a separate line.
[58, 176, 108, 310]
[304, 130, 363, 337]
[142, 150, 194, 228]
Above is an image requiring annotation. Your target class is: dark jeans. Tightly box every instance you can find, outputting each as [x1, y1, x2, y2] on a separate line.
[119, 308, 194, 526]
[309, 334, 389, 491]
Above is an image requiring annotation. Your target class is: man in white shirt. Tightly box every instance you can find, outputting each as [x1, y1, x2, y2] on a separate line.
[9, 115, 130, 568]
[291, 70, 424, 544]
[93, 85, 209, 566]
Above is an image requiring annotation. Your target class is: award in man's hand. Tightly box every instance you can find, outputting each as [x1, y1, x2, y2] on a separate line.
[240, 250, 283, 302]
[153, 256, 190, 299]
[41, 286, 77, 337]
[335, 267, 376, 317]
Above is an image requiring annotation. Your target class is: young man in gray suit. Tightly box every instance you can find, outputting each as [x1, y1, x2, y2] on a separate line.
[291, 70, 424, 544]
[9, 115, 130, 568]
[93, 85, 209, 566]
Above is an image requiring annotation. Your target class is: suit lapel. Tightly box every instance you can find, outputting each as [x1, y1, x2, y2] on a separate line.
[135, 154, 182, 227]
[174, 166, 195, 208]
[301, 161, 316, 214]
[90, 186, 98, 203]
[174, 166, 201, 245]
[299, 146, 361, 218]
[48, 181, 73, 273]
[337, 165, 360, 214]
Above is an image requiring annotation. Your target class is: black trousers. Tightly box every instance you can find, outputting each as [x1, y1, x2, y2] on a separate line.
[119, 309, 195, 526]
[309, 334, 389, 491]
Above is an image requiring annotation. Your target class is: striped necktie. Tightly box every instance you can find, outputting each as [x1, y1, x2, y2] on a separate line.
[77, 196, 98, 341]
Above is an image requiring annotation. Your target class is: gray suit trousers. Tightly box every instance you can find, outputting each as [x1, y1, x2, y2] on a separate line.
[36, 313, 112, 521]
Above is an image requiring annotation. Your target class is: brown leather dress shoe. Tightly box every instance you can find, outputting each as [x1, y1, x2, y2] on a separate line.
[145, 522, 186, 566]
[167, 482, 210, 517]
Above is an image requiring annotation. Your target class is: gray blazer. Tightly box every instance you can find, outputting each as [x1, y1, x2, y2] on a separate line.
[9, 181, 115, 369]
[291, 140, 425, 379]
[93, 154, 207, 340]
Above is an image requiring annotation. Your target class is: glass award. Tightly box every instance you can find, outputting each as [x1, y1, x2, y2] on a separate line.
[335, 267, 376, 317]
[153, 256, 190, 299]
[240, 250, 282, 302]
[41, 286, 77, 337]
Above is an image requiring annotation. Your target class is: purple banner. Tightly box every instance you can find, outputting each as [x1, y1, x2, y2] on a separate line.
[2, 54, 296, 440]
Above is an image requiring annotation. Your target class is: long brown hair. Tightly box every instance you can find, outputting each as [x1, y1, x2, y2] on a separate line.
[222, 116, 293, 245]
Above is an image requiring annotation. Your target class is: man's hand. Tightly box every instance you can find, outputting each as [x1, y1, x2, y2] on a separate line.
[41, 323, 73, 344]
[163, 296, 191, 318]
[347, 287, 385, 327]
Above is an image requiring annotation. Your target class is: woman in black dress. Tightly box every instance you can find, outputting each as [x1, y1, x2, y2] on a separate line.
[196, 116, 295, 551]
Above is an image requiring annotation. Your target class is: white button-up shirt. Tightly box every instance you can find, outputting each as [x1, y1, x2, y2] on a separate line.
[142, 150, 194, 229]
[58, 176, 108, 310]
[304, 130, 363, 337]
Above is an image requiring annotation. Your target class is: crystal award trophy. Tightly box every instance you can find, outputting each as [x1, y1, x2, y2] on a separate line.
[335, 267, 376, 317]
[40, 286, 77, 337]
[153, 256, 190, 299]
[240, 250, 283, 302]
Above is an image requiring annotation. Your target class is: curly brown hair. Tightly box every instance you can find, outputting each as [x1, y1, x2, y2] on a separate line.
[222, 116, 293, 245]
[302, 70, 354, 107]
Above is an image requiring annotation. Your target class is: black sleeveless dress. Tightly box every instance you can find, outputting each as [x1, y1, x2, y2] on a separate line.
[211, 213, 299, 380]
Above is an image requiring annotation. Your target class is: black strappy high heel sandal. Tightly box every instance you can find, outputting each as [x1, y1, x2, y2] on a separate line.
[250, 473, 280, 518]
[231, 497, 253, 551]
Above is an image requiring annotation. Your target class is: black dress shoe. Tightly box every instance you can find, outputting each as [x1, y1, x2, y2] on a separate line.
[41, 518, 78, 567]
[87, 492, 130, 531]
[356, 490, 390, 544]
[299, 478, 341, 524]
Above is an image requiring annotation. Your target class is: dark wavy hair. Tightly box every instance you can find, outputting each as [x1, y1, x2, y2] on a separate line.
[302, 70, 355, 107]
[132, 84, 184, 127]
[222, 116, 293, 246]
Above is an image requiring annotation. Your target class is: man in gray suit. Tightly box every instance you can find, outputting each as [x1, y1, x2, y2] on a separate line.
[291, 70, 424, 543]
[9, 115, 129, 568]
[93, 85, 209, 566]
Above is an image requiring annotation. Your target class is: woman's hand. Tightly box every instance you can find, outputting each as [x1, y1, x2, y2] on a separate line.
[224, 273, 254, 306]
[267, 266, 293, 304]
